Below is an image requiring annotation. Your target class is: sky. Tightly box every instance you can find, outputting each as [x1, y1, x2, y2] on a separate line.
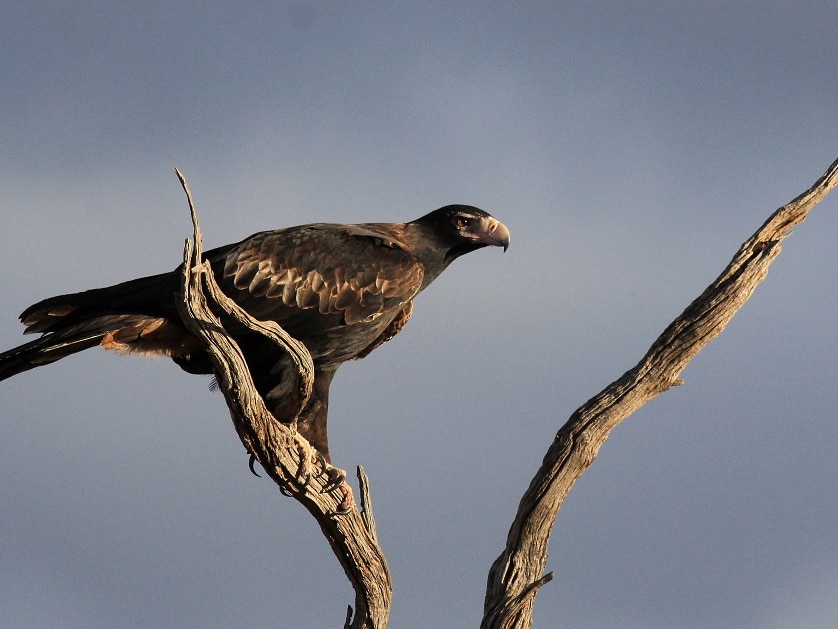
[1, 2, 837, 628]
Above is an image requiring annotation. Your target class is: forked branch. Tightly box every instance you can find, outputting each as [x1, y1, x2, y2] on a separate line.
[482, 156, 838, 629]
[172, 168, 392, 629]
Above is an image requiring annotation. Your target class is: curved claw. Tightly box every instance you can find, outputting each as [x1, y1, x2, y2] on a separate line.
[279, 484, 295, 498]
[305, 451, 332, 488]
[248, 453, 261, 478]
[314, 451, 344, 491]
[316, 451, 328, 473]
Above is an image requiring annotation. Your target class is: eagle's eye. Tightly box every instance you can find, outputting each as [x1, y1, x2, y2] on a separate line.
[455, 215, 473, 229]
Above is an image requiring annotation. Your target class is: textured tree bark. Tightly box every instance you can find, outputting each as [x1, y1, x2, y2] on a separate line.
[173, 169, 392, 629]
[481, 156, 838, 629]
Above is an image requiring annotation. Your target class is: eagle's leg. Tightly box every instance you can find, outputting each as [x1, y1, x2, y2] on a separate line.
[258, 367, 352, 511]
[292, 430, 319, 487]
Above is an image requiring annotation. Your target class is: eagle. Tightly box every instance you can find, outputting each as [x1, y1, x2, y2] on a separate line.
[0, 205, 509, 497]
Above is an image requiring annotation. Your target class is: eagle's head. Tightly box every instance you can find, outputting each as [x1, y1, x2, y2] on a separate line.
[413, 205, 510, 261]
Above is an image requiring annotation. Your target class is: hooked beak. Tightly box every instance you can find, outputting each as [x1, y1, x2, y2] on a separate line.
[482, 217, 510, 252]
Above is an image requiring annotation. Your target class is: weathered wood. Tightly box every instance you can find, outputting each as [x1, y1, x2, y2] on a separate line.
[172, 169, 392, 629]
[481, 156, 838, 629]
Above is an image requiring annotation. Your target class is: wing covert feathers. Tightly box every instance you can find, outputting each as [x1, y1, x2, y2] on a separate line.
[221, 225, 424, 326]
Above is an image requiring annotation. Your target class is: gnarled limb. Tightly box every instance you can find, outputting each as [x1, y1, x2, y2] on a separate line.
[172, 168, 392, 629]
[482, 156, 838, 629]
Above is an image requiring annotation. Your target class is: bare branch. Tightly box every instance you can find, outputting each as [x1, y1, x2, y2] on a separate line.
[357, 466, 380, 544]
[172, 169, 392, 629]
[482, 156, 838, 629]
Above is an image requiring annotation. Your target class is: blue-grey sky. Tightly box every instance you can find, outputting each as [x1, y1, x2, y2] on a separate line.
[1, 3, 837, 628]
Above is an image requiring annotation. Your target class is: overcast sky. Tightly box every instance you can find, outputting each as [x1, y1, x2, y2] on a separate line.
[1, 3, 837, 628]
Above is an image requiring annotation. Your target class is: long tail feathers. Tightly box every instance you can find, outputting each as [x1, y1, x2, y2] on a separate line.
[1, 271, 181, 382]
[0, 328, 107, 381]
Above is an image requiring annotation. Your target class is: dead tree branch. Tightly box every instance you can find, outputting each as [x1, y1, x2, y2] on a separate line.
[482, 156, 838, 629]
[172, 168, 392, 629]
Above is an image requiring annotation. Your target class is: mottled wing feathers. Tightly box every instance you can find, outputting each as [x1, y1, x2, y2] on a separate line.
[217, 223, 424, 335]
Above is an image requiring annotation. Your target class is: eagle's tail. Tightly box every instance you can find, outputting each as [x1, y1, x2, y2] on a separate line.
[0, 323, 113, 380]
[0, 271, 185, 382]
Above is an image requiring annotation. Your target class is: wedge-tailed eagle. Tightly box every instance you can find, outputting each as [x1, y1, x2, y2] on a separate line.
[1, 205, 509, 478]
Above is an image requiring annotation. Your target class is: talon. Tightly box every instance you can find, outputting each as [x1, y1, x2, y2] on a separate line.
[279, 484, 295, 497]
[248, 453, 262, 478]
[320, 467, 347, 495]
[297, 466, 312, 488]
[307, 451, 331, 483]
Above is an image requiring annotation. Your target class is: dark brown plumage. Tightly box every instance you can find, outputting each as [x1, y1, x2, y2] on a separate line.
[1, 205, 509, 463]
